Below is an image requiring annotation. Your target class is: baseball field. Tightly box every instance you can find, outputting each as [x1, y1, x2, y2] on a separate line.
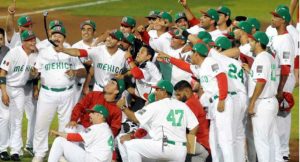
[0, 0, 298, 161]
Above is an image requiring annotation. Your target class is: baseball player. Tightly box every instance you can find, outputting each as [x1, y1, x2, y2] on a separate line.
[48, 105, 114, 162]
[269, 7, 296, 161]
[174, 12, 189, 29]
[245, 31, 280, 162]
[0, 30, 38, 161]
[72, 20, 97, 102]
[233, 21, 253, 58]
[0, 28, 9, 61]
[59, 30, 126, 92]
[144, 10, 160, 32]
[120, 16, 136, 34]
[246, 17, 261, 34]
[117, 79, 199, 162]
[174, 80, 210, 162]
[31, 26, 86, 162]
[158, 43, 235, 162]
[216, 6, 231, 34]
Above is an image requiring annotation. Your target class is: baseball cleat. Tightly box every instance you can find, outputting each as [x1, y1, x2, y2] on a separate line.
[10, 154, 21, 161]
[24, 147, 34, 157]
[0, 151, 10, 161]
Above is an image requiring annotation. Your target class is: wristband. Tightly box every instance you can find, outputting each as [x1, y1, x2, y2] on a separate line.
[182, 30, 190, 40]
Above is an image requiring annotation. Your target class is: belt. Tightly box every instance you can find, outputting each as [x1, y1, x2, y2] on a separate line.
[166, 140, 186, 146]
[210, 91, 237, 103]
[42, 85, 73, 92]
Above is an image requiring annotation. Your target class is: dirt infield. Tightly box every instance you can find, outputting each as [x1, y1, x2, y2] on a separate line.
[0, 9, 299, 162]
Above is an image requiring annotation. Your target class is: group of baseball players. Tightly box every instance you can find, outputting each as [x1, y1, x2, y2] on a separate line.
[0, 0, 298, 161]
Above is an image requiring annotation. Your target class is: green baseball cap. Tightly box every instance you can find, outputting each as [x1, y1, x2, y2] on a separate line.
[276, 4, 289, 11]
[217, 6, 231, 17]
[109, 29, 124, 41]
[192, 43, 209, 57]
[235, 21, 252, 34]
[121, 16, 136, 27]
[151, 80, 174, 94]
[148, 93, 156, 103]
[21, 30, 36, 41]
[146, 10, 160, 19]
[202, 38, 215, 48]
[197, 31, 212, 40]
[170, 29, 186, 41]
[200, 8, 219, 22]
[215, 36, 232, 50]
[174, 12, 187, 23]
[248, 31, 269, 46]
[123, 33, 135, 45]
[271, 8, 291, 23]
[51, 26, 66, 37]
[49, 20, 64, 30]
[80, 20, 96, 30]
[246, 18, 260, 31]
[116, 79, 125, 94]
[157, 12, 173, 23]
[86, 105, 109, 118]
[17, 16, 33, 27]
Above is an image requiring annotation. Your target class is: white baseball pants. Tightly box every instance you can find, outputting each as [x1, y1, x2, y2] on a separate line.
[277, 112, 291, 157]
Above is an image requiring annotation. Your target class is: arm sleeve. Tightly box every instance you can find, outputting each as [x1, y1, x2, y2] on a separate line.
[240, 53, 254, 67]
[135, 104, 156, 127]
[67, 133, 84, 142]
[134, 128, 148, 138]
[189, 17, 200, 27]
[139, 31, 150, 45]
[70, 93, 93, 122]
[281, 65, 291, 76]
[216, 73, 228, 100]
[294, 55, 299, 69]
[169, 57, 192, 73]
[131, 67, 144, 79]
[110, 108, 122, 137]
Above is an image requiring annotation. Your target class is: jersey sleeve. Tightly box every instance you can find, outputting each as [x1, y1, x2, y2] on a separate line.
[0, 51, 14, 72]
[252, 56, 268, 80]
[185, 105, 199, 130]
[71, 56, 84, 70]
[34, 53, 44, 72]
[277, 37, 294, 66]
[190, 65, 201, 79]
[135, 103, 157, 126]
[85, 46, 101, 60]
[141, 63, 162, 83]
[79, 127, 96, 146]
[207, 58, 223, 77]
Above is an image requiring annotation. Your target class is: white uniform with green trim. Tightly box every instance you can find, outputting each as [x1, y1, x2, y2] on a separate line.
[85, 45, 126, 91]
[33, 46, 84, 158]
[248, 51, 280, 162]
[124, 98, 198, 162]
[209, 49, 247, 162]
[190, 57, 235, 162]
[48, 123, 114, 162]
[0, 46, 37, 155]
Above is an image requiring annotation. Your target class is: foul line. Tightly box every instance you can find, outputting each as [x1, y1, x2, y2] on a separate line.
[0, 0, 120, 19]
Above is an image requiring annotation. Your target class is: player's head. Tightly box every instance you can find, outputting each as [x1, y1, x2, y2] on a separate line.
[174, 12, 189, 29]
[248, 31, 269, 54]
[170, 29, 187, 49]
[152, 80, 173, 100]
[246, 17, 260, 34]
[217, 6, 231, 27]
[146, 10, 160, 25]
[271, 7, 291, 28]
[104, 79, 125, 102]
[232, 16, 247, 27]
[190, 43, 208, 65]
[87, 105, 109, 123]
[0, 28, 5, 47]
[200, 8, 219, 30]
[21, 30, 36, 51]
[48, 20, 64, 36]
[120, 33, 135, 51]
[51, 26, 66, 46]
[135, 44, 155, 63]
[174, 80, 193, 102]
[214, 36, 232, 52]
[120, 16, 136, 34]
[233, 21, 252, 41]
[106, 29, 124, 48]
[154, 11, 173, 30]
[17, 15, 33, 33]
[80, 20, 96, 42]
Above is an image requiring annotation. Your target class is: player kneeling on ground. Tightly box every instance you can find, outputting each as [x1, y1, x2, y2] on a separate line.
[48, 105, 114, 162]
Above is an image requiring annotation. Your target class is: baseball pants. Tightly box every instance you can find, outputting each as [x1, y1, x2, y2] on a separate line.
[48, 137, 112, 162]
[209, 96, 234, 162]
[24, 83, 37, 148]
[277, 110, 292, 157]
[124, 139, 187, 162]
[232, 92, 248, 162]
[245, 116, 257, 162]
[33, 87, 75, 157]
[251, 97, 281, 162]
[189, 142, 209, 162]
[0, 90, 10, 153]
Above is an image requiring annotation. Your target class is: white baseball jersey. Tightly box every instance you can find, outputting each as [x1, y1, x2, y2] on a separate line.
[269, 33, 296, 93]
[209, 30, 224, 41]
[187, 25, 205, 35]
[148, 30, 158, 39]
[149, 31, 172, 52]
[135, 62, 162, 100]
[0, 46, 37, 87]
[85, 45, 126, 90]
[35, 46, 84, 88]
[36, 39, 71, 51]
[209, 49, 247, 94]
[79, 123, 114, 161]
[248, 51, 277, 98]
[135, 98, 198, 143]
[239, 43, 254, 58]
[5, 31, 40, 49]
